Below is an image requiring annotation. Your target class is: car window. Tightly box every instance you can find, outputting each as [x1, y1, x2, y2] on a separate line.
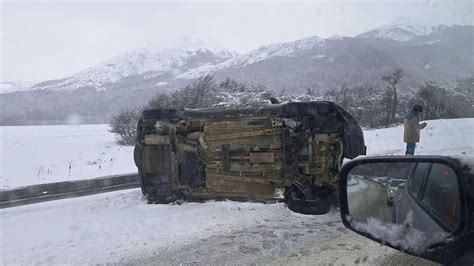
[421, 163, 461, 231]
[407, 163, 430, 198]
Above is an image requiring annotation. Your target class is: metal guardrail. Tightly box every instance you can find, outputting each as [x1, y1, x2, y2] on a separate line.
[0, 173, 140, 209]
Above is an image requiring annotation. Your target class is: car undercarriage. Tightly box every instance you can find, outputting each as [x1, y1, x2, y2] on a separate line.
[134, 101, 365, 214]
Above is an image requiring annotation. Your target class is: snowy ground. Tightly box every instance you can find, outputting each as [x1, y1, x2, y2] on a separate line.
[1, 118, 471, 264]
[0, 189, 434, 265]
[364, 118, 473, 156]
[0, 124, 135, 189]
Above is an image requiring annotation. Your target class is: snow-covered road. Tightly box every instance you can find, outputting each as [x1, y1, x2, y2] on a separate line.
[0, 188, 435, 265]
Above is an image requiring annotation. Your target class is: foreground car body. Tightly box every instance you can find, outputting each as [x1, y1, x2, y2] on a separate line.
[134, 101, 365, 214]
[339, 156, 474, 264]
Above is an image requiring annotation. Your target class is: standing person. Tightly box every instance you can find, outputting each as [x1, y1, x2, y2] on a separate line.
[404, 104, 427, 155]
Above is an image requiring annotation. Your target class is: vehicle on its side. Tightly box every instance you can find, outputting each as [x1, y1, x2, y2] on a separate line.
[339, 156, 474, 265]
[386, 178, 405, 205]
[134, 101, 365, 214]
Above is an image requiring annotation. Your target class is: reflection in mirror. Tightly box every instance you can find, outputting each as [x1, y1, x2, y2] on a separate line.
[347, 162, 461, 253]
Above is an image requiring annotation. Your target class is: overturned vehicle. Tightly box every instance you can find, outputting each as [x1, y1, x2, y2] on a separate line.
[134, 101, 365, 214]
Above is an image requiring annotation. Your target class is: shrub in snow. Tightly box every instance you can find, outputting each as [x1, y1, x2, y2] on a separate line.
[109, 109, 139, 146]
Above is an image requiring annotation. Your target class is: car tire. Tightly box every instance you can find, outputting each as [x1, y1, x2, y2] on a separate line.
[284, 186, 331, 215]
[133, 145, 149, 196]
[133, 144, 141, 168]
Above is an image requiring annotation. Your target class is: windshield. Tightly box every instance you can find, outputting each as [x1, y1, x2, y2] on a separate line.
[1, 1, 472, 265]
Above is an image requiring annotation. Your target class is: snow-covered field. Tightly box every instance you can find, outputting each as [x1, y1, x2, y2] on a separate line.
[0, 124, 135, 189]
[1, 118, 471, 189]
[1, 118, 471, 264]
[364, 118, 473, 156]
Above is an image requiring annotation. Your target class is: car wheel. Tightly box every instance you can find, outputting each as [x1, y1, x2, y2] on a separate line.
[284, 186, 331, 215]
[133, 144, 148, 195]
[133, 144, 141, 168]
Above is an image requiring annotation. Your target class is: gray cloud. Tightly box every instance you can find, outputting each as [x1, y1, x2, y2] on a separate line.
[1, 1, 472, 82]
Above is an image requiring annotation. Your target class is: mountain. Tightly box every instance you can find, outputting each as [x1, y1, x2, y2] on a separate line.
[0, 81, 36, 94]
[1, 23, 472, 125]
[177, 36, 327, 80]
[357, 19, 432, 42]
[29, 39, 237, 93]
[186, 24, 472, 92]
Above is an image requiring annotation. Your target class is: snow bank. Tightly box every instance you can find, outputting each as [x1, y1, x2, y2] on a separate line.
[351, 215, 448, 254]
[364, 118, 473, 157]
[0, 124, 136, 189]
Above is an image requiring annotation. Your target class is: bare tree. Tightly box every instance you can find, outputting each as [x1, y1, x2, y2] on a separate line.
[191, 74, 216, 107]
[148, 93, 172, 108]
[382, 68, 404, 125]
[417, 84, 436, 120]
[381, 88, 393, 125]
[337, 82, 352, 109]
[305, 87, 318, 96]
[417, 82, 455, 120]
[178, 74, 217, 108]
[109, 109, 139, 145]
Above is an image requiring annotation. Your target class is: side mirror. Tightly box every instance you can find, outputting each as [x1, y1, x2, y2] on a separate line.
[339, 156, 469, 264]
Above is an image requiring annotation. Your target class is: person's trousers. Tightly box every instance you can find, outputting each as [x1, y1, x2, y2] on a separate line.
[405, 143, 416, 155]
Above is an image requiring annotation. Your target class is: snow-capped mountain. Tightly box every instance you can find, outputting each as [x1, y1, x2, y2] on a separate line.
[178, 36, 326, 79]
[358, 18, 433, 41]
[0, 81, 35, 94]
[240, 36, 326, 65]
[31, 38, 237, 91]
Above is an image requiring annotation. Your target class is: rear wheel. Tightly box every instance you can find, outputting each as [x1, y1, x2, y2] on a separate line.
[134, 144, 149, 196]
[133, 144, 141, 168]
[284, 185, 331, 215]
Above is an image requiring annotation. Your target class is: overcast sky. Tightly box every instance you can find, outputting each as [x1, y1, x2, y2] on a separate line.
[1, 0, 472, 82]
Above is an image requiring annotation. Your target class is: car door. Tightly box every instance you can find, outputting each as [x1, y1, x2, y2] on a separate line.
[418, 163, 461, 233]
[395, 162, 461, 234]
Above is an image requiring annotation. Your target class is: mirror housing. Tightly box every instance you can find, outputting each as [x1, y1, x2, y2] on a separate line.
[339, 156, 470, 264]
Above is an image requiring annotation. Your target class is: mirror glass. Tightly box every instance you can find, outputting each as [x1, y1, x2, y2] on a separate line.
[347, 162, 461, 253]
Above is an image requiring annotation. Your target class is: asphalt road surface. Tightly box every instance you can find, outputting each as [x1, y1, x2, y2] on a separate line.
[348, 178, 394, 223]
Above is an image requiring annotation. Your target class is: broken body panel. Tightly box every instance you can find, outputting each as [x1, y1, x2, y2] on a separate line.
[134, 101, 365, 214]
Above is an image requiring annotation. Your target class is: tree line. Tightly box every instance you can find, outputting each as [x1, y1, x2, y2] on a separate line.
[327, 71, 473, 128]
[110, 71, 473, 145]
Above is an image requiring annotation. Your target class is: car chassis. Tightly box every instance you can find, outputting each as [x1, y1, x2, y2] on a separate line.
[134, 101, 365, 214]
